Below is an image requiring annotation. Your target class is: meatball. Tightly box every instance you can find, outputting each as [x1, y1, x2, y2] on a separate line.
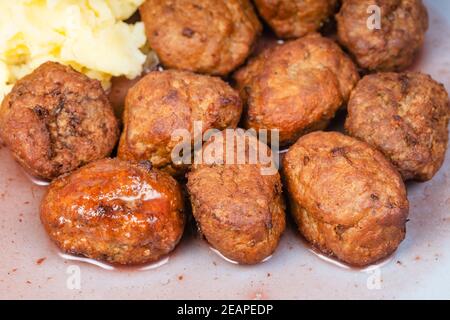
[253, 0, 337, 39]
[118, 70, 242, 176]
[336, 0, 428, 71]
[234, 33, 359, 146]
[345, 72, 450, 181]
[0, 62, 119, 180]
[187, 130, 286, 264]
[40, 158, 185, 265]
[282, 131, 409, 267]
[139, 0, 261, 76]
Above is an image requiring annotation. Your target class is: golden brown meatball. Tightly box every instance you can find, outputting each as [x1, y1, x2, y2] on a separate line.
[40, 158, 185, 265]
[254, 0, 338, 39]
[282, 131, 409, 267]
[345, 72, 449, 181]
[139, 0, 261, 76]
[234, 33, 359, 146]
[336, 0, 428, 71]
[187, 130, 286, 264]
[0, 62, 119, 181]
[118, 70, 242, 176]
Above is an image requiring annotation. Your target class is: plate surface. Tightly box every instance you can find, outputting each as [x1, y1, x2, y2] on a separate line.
[1, 0, 449, 300]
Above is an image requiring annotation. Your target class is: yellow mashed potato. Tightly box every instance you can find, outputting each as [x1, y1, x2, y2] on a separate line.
[0, 0, 147, 99]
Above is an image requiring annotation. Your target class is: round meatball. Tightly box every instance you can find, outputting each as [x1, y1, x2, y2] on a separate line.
[118, 70, 242, 176]
[345, 72, 450, 181]
[187, 130, 286, 264]
[139, 0, 261, 76]
[40, 158, 185, 265]
[234, 33, 359, 146]
[336, 0, 428, 71]
[0, 62, 119, 180]
[282, 131, 409, 267]
[254, 0, 337, 39]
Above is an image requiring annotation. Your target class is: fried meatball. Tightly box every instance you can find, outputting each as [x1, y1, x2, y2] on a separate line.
[345, 72, 450, 181]
[282, 131, 409, 267]
[40, 158, 185, 265]
[187, 130, 286, 264]
[234, 33, 359, 146]
[336, 0, 428, 71]
[139, 0, 261, 76]
[118, 70, 242, 176]
[0, 62, 119, 180]
[254, 0, 338, 39]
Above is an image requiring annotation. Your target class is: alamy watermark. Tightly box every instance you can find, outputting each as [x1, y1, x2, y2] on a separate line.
[366, 267, 382, 290]
[367, 5, 381, 30]
[66, 265, 81, 290]
[170, 122, 281, 176]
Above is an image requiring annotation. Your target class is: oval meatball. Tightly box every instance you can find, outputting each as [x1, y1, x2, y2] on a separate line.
[282, 131, 409, 267]
[139, 0, 261, 76]
[187, 130, 286, 264]
[118, 70, 242, 176]
[234, 33, 359, 146]
[336, 0, 428, 71]
[345, 72, 449, 181]
[0, 62, 119, 180]
[254, 0, 337, 39]
[40, 158, 185, 265]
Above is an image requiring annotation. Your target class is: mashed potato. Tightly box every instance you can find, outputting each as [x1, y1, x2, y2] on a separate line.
[0, 0, 147, 99]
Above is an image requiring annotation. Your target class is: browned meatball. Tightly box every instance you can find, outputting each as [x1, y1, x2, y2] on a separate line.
[187, 130, 286, 264]
[40, 158, 185, 265]
[336, 0, 428, 71]
[234, 33, 359, 146]
[118, 70, 242, 176]
[140, 0, 261, 76]
[345, 72, 450, 181]
[254, 0, 338, 39]
[282, 131, 409, 267]
[0, 62, 119, 180]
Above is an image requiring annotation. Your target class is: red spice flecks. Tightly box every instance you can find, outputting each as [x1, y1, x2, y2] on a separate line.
[36, 257, 47, 265]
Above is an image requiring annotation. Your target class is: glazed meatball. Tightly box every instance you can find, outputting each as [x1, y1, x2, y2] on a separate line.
[336, 0, 428, 71]
[234, 33, 359, 146]
[282, 132, 409, 267]
[40, 158, 185, 265]
[254, 0, 338, 39]
[0, 62, 119, 180]
[345, 72, 450, 181]
[118, 70, 242, 176]
[139, 0, 261, 76]
[187, 130, 286, 264]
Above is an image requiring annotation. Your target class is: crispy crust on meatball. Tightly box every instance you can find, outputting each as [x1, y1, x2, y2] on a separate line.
[254, 0, 338, 39]
[282, 131, 409, 267]
[118, 70, 242, 176]
[336, 0, 428, 71]
[139, 0, 262, 76]
[187, 130, 286, 264]
[0, 62, 119, 180]
[234, 33, 359, 146]
[40, 158, 185, 265]
[345, 72, 449, 181]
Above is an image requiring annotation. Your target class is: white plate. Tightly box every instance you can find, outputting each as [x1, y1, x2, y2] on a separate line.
[0, 0, 449, 300]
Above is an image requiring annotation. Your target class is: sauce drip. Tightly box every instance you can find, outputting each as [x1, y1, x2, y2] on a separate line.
[58, 251, 170, 272]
